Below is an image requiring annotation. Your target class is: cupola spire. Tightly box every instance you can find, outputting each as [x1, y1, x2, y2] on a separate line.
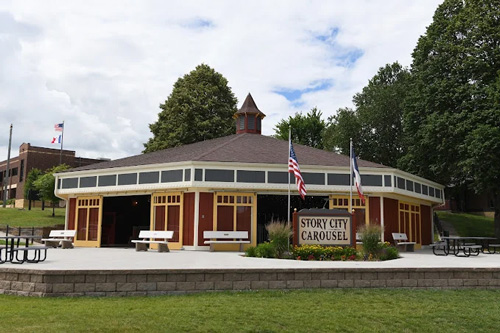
[234, 93, 266, 134]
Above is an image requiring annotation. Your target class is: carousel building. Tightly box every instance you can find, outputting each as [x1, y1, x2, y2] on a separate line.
[54, 94, 444, 250]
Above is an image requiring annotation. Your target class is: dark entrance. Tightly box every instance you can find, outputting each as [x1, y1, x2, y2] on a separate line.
[102, 195, 150, 247]
[257, 194, 328, 243]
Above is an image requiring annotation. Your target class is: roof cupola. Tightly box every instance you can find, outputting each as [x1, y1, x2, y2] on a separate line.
[234, 93, 266, 134]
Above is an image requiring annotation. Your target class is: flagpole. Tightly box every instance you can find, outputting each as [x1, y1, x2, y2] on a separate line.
[349, 138, 353, 213]
[287, 127, 291, 224]
[59, 121, 64, 165]
[2, 124, 13, 208]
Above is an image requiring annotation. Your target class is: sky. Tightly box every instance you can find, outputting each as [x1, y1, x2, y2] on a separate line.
[0, 0, 443, 161]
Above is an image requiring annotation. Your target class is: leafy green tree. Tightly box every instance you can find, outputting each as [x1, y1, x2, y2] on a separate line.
[400, 0, 500, 238]
[354, 62, 410, 167]
[323, 108, 360, 155]
[144, 64, 238, 153]
[323, 62, 409, 167]
[34, 164, 70, 217]
[24, 168, 43, 210]
[274, 107, 325, 149]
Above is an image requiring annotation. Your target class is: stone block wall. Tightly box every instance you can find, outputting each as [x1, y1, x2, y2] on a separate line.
[0, 267, 499, 297]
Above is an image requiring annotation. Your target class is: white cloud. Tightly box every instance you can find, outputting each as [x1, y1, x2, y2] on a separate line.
[0, 0, 443, 160]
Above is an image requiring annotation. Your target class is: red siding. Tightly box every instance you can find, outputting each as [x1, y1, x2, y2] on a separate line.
[384, 198, 399, 243]
[369, 197, 381, 226]
[183, 193, 195, 246]
[198, 192, 214, 246]
[421, 205, 432, 245]
[67, 198, 76, 230]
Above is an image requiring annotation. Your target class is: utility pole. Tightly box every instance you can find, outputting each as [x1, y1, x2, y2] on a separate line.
[2, 124, 13, 208]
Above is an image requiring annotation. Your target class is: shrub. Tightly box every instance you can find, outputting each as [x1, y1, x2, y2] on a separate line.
[245, 246, 257, 257]
[255, 242, 276, 258]
[292, 245, 357, 261]
[359, 224, 383, 259]
[266, 220, 293, 258]
[379, 245, 399, 261]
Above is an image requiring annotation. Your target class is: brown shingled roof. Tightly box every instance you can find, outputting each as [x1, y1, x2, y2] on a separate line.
[67, 133, 386, 173]
[234, 93, 266, 117]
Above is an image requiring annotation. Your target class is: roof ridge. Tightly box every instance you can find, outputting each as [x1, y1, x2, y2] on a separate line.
[194, 134, 244, 160]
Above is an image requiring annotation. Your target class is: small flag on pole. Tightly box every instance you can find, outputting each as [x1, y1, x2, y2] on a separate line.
[54, 123, 64, 132]
[51, 135, 62, 144]
[351, 146, 365, 204]
[289, 141, 307, 199]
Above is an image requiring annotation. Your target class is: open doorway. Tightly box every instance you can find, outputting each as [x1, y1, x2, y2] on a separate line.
[102, 195, 151, 247]
[256, 194, 328, 243]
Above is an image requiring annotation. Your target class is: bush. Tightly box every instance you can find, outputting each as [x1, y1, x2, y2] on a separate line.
[292, 245, 357, 261]
[266, 220, 293, 258]
[245, 246, 257, 257]
[255, 242, 276, 258]
[359, 224, 383, 258]
[380, 245, 399, 261]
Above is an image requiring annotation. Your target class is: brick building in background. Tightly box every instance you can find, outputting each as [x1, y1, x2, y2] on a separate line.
[0, 143, 107, 208]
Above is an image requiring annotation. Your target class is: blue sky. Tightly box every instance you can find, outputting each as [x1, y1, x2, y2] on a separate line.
[0, 0, 443, 160]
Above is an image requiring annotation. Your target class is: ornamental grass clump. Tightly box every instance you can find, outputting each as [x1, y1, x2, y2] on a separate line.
[266, 220, 293, 258]
[359, 224, 383, 259]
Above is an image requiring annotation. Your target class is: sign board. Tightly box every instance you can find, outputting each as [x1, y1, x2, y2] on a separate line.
[293, 209, 353, 246]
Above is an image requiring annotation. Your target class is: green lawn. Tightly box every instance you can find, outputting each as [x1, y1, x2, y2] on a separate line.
[436, 211, 495, 237]
[0, 206, 65, 227]
[0, 289, 499, 332]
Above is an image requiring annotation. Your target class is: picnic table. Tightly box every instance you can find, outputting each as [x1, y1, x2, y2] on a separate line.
[0, 235, 49, 264]
[432, 236, 497, 257]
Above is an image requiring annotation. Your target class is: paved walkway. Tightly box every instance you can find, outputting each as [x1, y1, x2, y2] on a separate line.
[2, 247, 499, 271]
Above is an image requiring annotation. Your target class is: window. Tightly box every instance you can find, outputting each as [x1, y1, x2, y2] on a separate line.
[19, 160, 24, 182]
[239, 116, 245, 130]
[215, 193, 255, 240]
[247, 115, 255, 130]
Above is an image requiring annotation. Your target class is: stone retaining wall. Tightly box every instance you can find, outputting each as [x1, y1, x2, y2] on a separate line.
[1, 267, 499, 297]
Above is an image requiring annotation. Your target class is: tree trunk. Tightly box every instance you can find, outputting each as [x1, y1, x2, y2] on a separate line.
[52, 202, 55, 217]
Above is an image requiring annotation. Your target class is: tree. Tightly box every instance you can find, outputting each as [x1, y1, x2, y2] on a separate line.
[24, 168, 42, 210]
[322, 62, 410, 167]
[274, 107, 326, 149]
[34, 164, 70, 217]
[353, 62, 410, 167]
[323, 108, 360, 155]
[144, 64, 238, 153]
[400, 0, 500, 238]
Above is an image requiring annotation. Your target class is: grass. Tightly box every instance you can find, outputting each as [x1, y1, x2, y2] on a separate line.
[436, 211, 495, 237]
[0, 205, 65, 227]
[0, 289, 499, 332]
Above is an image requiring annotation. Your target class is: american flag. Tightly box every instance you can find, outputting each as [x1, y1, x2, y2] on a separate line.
[289, 141, 307, 199]
[54, 123, 64, 131]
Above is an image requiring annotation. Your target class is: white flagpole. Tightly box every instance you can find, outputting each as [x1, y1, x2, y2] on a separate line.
[59, 121, 65, 165]
[287, 127, 291, 223]
[349, 138, 353, 213]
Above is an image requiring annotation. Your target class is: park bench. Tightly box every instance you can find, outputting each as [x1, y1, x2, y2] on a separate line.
[203, 231, 250, 252]
[12, 245, 49, 263]
[392, 233, 416, 252]
[131, 230, 173, 252]
[486, 243, 500, 254]
[356, 233, 362, 245]
[41, 230, 76, 249]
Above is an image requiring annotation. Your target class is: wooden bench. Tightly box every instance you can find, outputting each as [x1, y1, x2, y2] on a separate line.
[131, 230, 173, 252]
[203, 231, 250, 252]
[41, 230, 76, 249]
[392, 233, 416, 252]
